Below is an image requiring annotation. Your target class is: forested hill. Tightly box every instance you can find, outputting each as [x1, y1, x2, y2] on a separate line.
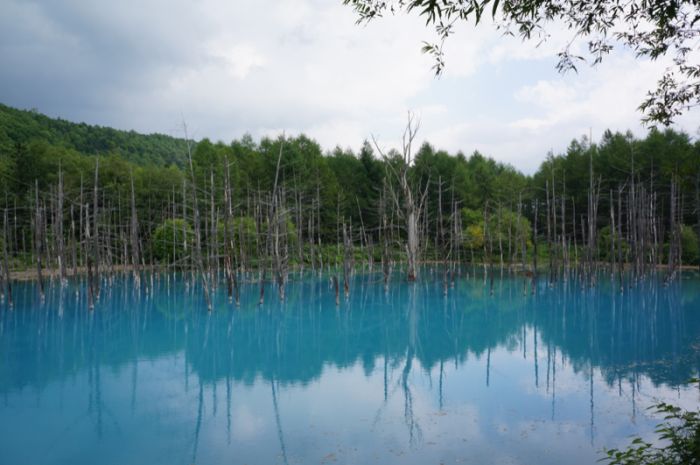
[0, 103, 188, 166]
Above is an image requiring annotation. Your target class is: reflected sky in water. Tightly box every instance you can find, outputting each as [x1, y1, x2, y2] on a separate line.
[1, 269, 699, 465]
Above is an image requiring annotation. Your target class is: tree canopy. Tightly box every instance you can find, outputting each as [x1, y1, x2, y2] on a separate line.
[342, 0, 700, 125]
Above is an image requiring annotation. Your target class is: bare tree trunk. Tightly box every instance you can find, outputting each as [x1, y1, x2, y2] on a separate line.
[373, 113, 427, 282]
[210, 169, 217, 287]
[296, 179, 304, 266]
[380, 180, 390, 287]
[268, 137, 288, 301]
[34, 181, 45, 300]
[617, 186, 624, 290]
[343, 222, 352, 296]
[223, 155, 239, 305]
[183, 122, 212, 311]
[532, 200, 539, 294]
[316, 183, 323, 272]
[182, 180, 190, 278]
[130, 172, 141, 281]
[93, 159, 100, 298]
[438, 177, 449, 295]
[85, 202, 95, 309]
[70, 204, 77, 277]
[545, 180, 552, 283]
[79, 177, 84, 271]
[57, 165, 66, 284]
[610, 190, 616, 280]
[2, 208, 12, 307]
[332, 275, 340, 306]
[406, 206, 419, 281]
[518, 193, 526, 273]
[667, 176, 680, 282]
[561, 174, 567, 276]
[497, 203, 503, 274]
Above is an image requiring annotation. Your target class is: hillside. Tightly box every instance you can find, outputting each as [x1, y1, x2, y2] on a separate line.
[0, 103, 188, 166]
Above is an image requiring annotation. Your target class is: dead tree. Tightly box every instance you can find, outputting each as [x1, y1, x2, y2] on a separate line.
[380, 179, 391, 288]
[129, 171, 141, 280]
[2, 208, 12, 307]
[85, 202, 95, 309]
[449, 181, 461, 283]
[223, 155, 239, 305]
[438, 176, 449, 294]
[57, 165, 66, 284]
[268, 137, 289, 301]
[34, 181, 45, 299]
[209, 169, 218, 286]
[532, 199, 539, 294]
[92, 159, 100, 298]
[184, 122, 212, 311]
[373, 112, 429, 282]
[667, 176, 681, 281]
[342, 222, 352, 296]
[70, 203, 77, 277]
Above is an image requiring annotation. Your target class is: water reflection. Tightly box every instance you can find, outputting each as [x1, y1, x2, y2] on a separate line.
[0, 270, 699, 465]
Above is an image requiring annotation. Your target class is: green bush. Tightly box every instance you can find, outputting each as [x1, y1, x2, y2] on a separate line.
[461, 207, 531, 259]
[601, 381, 700, 465]
[151, 219, 193, 263]
[216, 216, 298, 262]
[597, 225, 630, 261]
[217, 216, 259, 259]
[681, 225, 699, 265]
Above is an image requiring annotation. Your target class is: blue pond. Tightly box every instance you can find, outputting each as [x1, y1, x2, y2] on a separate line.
[1, 269, 699, 465]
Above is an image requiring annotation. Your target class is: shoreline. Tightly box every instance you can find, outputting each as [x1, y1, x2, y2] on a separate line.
[4, 261, 698, 282]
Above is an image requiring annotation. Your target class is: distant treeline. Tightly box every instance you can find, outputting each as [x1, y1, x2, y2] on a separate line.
[0, 104, 698, 296]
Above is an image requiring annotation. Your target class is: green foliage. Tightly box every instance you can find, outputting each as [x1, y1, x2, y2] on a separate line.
[217, 216, 300, 261]
[0, 103, 187, 166]
[461, 207, 531, 256]
[217, 216, 261, 260]
[151, 219, 193, 264]
[681, 225, 699, 265]
[602, 384, 700, 465]
[597, 225, 629, 261]
[464, 223, 484, 251]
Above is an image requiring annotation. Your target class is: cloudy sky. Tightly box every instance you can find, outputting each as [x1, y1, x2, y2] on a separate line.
[2, 0, 699, 173]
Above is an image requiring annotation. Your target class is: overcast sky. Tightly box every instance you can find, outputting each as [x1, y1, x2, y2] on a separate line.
[2, 0, 699, 173]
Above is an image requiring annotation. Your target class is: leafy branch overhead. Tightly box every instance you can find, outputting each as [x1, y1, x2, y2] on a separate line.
[342, 0, 700, 125]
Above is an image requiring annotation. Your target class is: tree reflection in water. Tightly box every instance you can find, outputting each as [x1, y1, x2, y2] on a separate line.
[0, 269, 699, 465]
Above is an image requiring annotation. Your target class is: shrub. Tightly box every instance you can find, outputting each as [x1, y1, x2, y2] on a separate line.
[681, 225, 699, 265]
[601, 381, 700, 465]
[151, 219, 193, 263]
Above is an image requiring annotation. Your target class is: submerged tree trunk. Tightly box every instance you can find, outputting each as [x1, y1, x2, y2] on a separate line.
[223, 155, 239, 306]
[92, 159, 100, 297]
[130, 172, 141, 281]
[184, 122, 212, 311]
[343, 222, 352, 296]
[57, 165, 66, 284]
[2, 208, 12, 307]
[34, 181, 45, 300]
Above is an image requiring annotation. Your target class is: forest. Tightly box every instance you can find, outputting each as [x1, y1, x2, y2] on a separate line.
[1, 103, 699, 307]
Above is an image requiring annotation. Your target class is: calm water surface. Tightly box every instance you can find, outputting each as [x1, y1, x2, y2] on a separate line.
[1, 269, 699, 465]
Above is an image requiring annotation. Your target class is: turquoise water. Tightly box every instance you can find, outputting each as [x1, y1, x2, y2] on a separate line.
[1, 269, 699, 465]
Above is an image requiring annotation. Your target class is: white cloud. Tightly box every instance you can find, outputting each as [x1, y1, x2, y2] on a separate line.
[515, 80, 577, 110]
[1, 0, 699, 173]
[208, 43, 266, 80]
